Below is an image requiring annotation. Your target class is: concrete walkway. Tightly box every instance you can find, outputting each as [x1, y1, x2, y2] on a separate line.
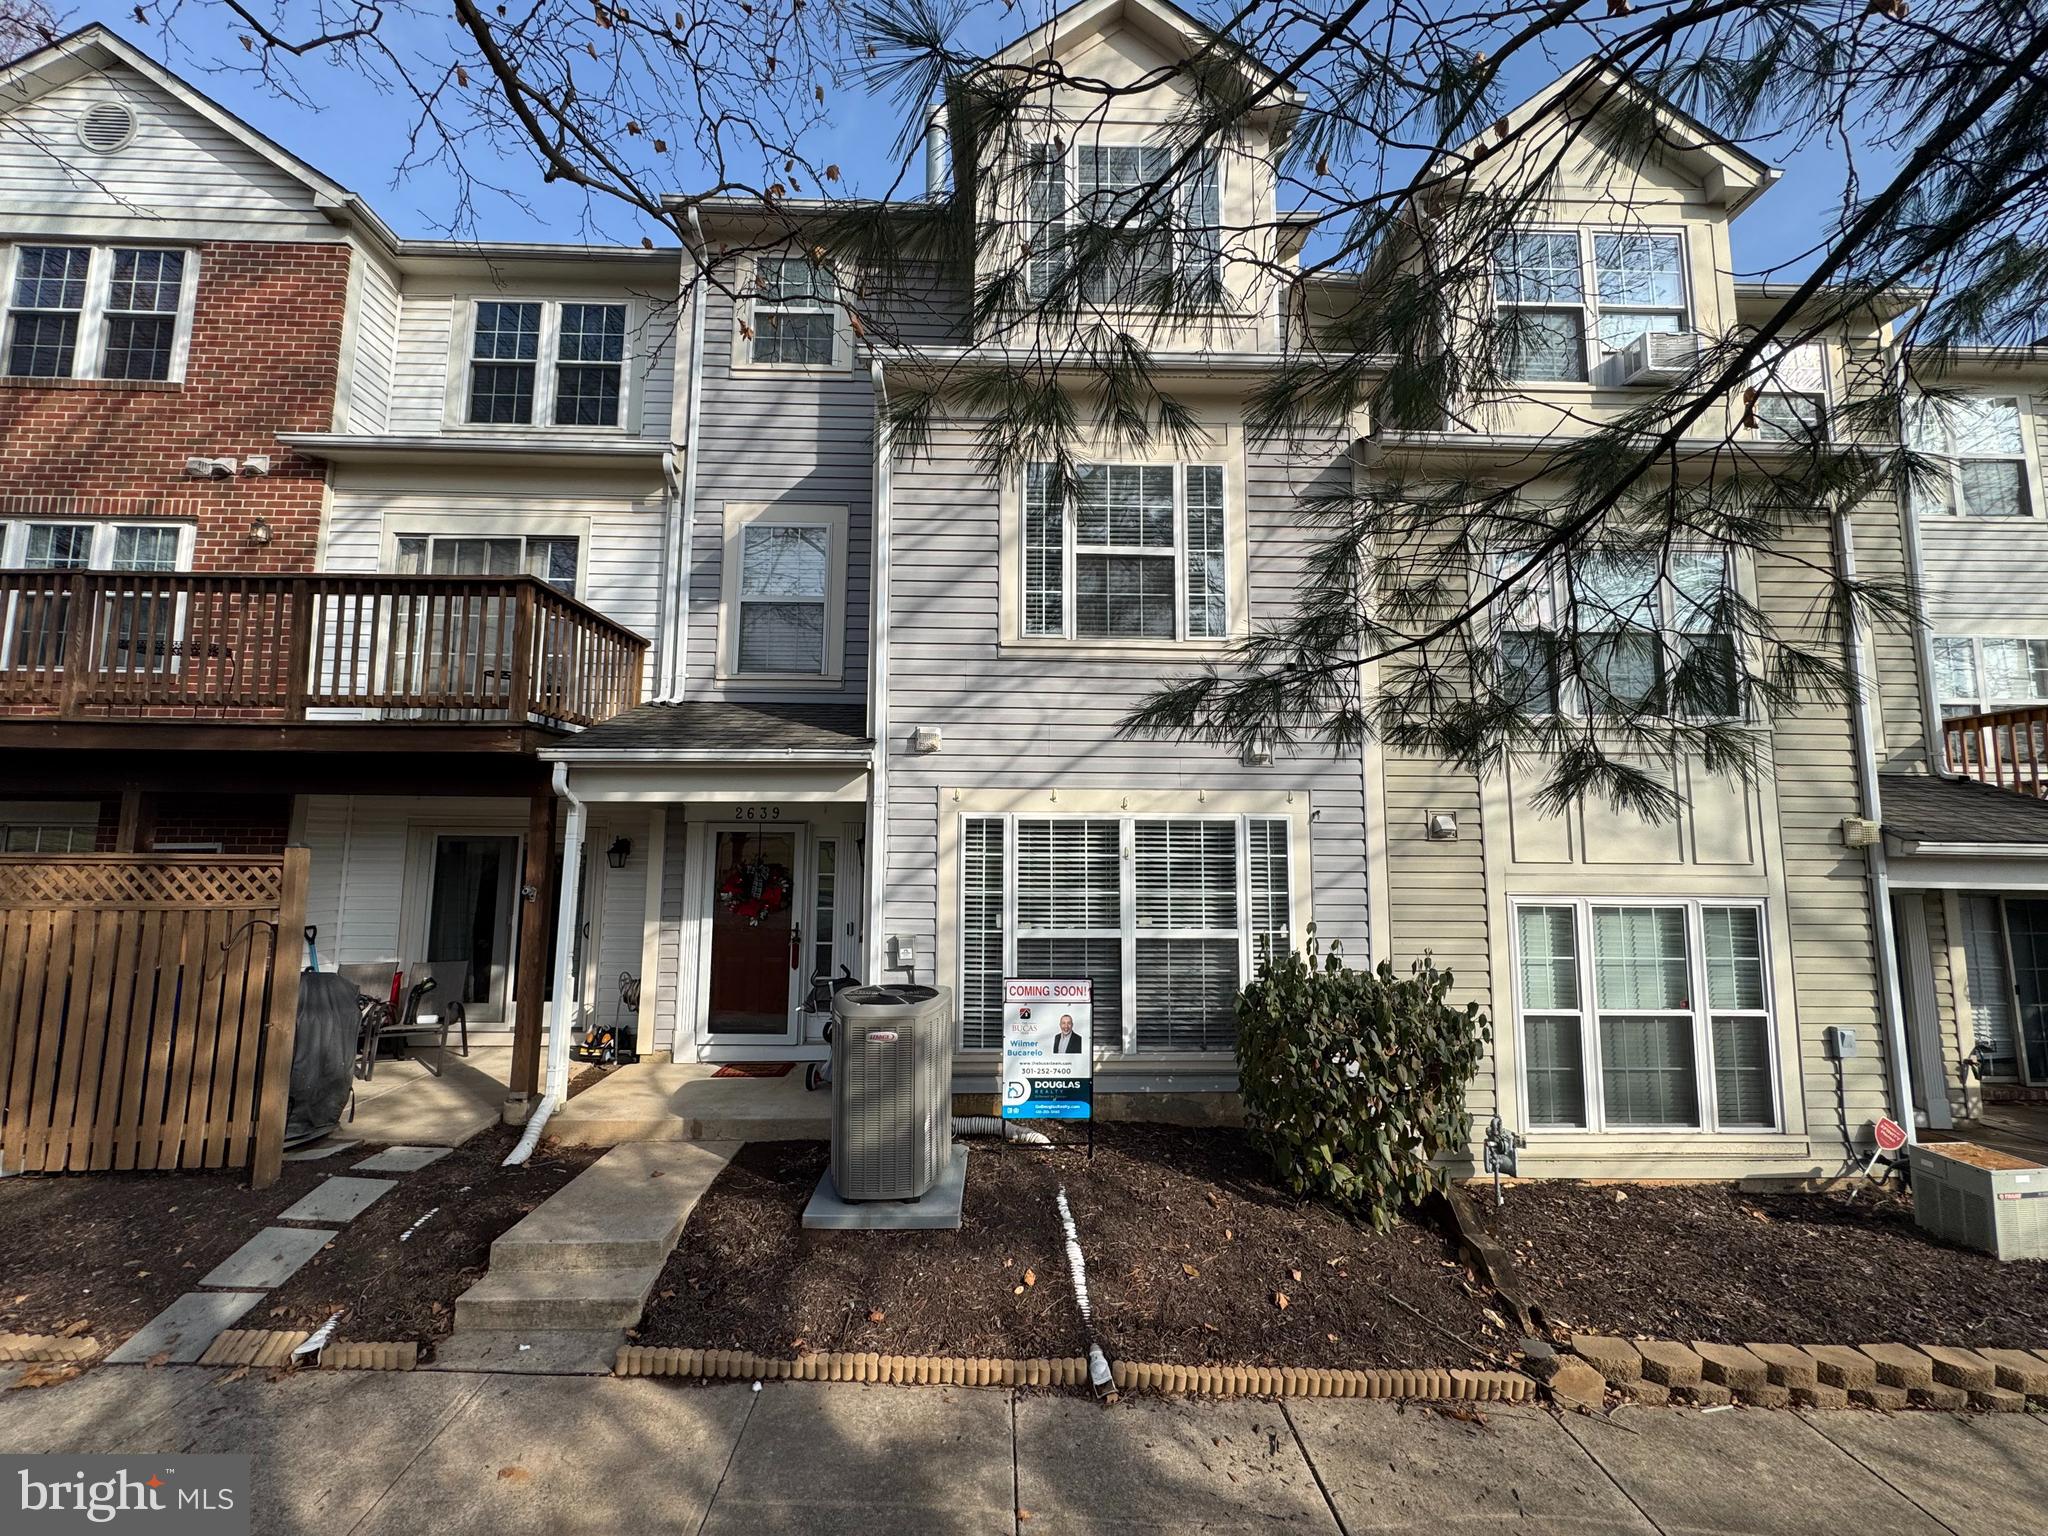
[6, 1366, 2046, 1535]
[341, 1044, 513, 1147]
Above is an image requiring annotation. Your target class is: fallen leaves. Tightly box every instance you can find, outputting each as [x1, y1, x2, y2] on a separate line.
[219, 1365, 252, 1385]
[14, 1363, 80, 1390]
[496, 1466, 532, 1484]
[1182, 1263, 1200, 1279]
[58, 1318, 91, 1338]
[1273, 1292, 1290, 1310]
[867, 1308, 886, 1323]
[1023, 1269, 1036, 1288]
[145, 1350, 170, 1369]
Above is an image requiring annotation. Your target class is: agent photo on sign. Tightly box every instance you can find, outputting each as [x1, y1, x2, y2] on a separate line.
[1051, 1013, 1086, 1054]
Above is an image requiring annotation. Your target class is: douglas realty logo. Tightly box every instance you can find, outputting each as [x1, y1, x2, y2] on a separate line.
[3, 1456, 250, 1535]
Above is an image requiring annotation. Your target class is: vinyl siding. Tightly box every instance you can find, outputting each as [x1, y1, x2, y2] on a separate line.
[682, 276, 871, 705]
[321, 468, 667, 672]
[1854, 497, 1926, 770]
[345, 249, 401, 434]
[586, 808, 653, 1042]
[654, 814, 688, 1055]
[881, 420, 1371, 1049]
[1916, 395, 2048, 638]
[0, 69, 341, 241]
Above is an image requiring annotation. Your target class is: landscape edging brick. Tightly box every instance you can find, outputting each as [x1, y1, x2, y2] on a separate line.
[1565, 1335, 2048, 1410]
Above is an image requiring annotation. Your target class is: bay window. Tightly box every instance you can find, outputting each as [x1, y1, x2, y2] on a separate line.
[1024, 462, 1230, 642]
[3, 244, 191, 382]
[1493, 229, 1688, 383]
[1908, 395, 2033, 517]
[959, 813, 1293, 1053]
[1514, 898, 1778, 1133]
[464, 299, 628, 428]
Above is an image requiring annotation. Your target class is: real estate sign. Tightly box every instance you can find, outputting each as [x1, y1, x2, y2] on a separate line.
[1000, 977, 1093, 1120]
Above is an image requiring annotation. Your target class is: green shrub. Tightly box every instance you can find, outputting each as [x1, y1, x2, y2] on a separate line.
[1235, 929, 1490, 1229]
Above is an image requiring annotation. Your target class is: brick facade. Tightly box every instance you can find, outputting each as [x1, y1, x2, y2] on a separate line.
[86, 794, 293, 855]
[0, 239, 349, 571]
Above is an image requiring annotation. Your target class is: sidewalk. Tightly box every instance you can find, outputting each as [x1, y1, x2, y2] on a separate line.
[4, 1363, 2046, 1534]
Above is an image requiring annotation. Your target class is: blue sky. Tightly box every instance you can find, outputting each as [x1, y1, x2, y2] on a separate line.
[74, 0, 1847, 281]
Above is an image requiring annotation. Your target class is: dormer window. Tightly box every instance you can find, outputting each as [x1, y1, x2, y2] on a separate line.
[1024, 140, 1223, 306]
[1493, 230, 1688, 382]
[464, 299, 627, 428]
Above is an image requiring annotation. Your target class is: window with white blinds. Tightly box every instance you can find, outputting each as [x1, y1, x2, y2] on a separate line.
[959, 813, 1293, 1054]
[1513, 898, 1778, 1133]
[1022, 462, 1229, 642]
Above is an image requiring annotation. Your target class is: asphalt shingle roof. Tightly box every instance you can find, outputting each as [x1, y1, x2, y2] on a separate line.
[555, 700, 869, 756]
[1882, 772, 2048, 847]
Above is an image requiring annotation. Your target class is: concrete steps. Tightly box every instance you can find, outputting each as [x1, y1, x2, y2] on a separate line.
[451, 1141, 734, 1334]
[546, 1061, 829, 1146]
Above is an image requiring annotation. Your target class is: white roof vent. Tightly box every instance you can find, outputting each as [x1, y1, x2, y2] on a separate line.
[78, 100, 137, 154]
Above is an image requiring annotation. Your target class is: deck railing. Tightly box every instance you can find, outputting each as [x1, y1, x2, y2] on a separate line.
[0, 570, 646, 729]
[1942, 705, 2048, 798]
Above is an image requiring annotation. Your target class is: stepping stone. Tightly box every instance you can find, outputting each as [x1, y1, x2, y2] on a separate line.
[353, 1145, 452, 1174]
[282, 1138, 360, 1163]
[106, 1291, 264, 1364]
[198, 1227, 335, 1290]
[278, 1176, 396, 1224]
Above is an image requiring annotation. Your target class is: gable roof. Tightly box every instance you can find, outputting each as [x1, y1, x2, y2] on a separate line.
[0, 23, 401, 252]
[987, 0, 1297, 107]
[1428, 63, 1778, 216]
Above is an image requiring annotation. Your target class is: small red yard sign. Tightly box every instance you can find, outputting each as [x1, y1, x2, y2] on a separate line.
[1873, 1117, 1908, 1153]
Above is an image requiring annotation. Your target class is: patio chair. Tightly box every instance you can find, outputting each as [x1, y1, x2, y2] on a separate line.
[378, 962, 470, 1077]
[336, 962, 401, 1085]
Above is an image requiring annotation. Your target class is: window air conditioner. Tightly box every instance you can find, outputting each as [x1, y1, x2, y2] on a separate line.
[1617, 329, 1703, 385]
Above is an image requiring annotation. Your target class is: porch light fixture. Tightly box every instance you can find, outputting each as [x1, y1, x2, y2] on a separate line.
[605, 835, 632, 869]
[246, 516, 273, 546]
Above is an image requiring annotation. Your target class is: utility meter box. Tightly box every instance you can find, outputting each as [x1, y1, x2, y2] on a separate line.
[829, 983, 953, 1201]
[1911, 1140, 2048, 1260]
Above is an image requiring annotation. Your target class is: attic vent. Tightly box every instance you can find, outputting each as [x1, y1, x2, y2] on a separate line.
[78, 101, 137, 153]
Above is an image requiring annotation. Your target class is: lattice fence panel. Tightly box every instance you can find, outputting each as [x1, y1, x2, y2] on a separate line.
[0, 853, 306, 1182]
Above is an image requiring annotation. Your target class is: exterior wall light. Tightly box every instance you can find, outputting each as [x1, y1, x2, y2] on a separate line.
[606, 836, 633, 869]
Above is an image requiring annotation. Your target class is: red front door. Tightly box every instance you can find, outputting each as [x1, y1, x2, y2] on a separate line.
[707, 827, 799, 1035]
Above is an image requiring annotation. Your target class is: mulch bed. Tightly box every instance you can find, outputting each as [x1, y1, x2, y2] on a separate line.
[635, 1124, 1505, 1370]
[263, 1127, 603, 1353]
[1485, 1181, 2048, 1348]
[0, 1156, 334, 1347]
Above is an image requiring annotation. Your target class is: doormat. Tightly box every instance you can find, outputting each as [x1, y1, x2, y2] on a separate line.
[713, 1062, 795, 1078]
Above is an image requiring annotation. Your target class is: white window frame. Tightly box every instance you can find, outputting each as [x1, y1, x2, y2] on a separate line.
[736, 253, 851, 373]
[1493, 227, 1692, 385]
[0, 243, 199, 384]
[0, 800, 99, 853]
[1021, 461, 1232, 644]
[449, 297, 634, 433]
[1907, 393, 2038, 519]
[957, 811, 1296, 1056]
[1485, 545, 1745, 720]
[716, 502, 849, 683]
[1932, 634, 2048, 718]
[1021, 137, 1225, 308]
[1509, 896, 1781, 1136]
[391, 530, 585, 598]
[0, 519, 195, 570]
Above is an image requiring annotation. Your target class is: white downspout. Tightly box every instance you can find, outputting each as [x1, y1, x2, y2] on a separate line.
[658, 207, 709, 702]
[1837, 507, 1919, 1147]
[503, 762, 590, 1164]
[864, 360, 893, 982]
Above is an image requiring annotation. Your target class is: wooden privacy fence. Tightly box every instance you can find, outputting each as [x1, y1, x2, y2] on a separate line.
[0, 851, 308, 1187]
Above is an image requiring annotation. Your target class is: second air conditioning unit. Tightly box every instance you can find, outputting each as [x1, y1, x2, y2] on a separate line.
[1617, 329, 1703, 385]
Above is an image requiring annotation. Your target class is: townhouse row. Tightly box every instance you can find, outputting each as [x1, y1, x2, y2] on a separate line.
[2, 3, 2043, 1178]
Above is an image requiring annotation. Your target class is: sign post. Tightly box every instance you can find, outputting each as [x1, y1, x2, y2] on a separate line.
[1001, 977, 1093, 1153]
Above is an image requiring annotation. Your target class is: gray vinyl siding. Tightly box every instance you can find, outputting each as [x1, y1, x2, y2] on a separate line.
[0, 69, 342, 242]
[1853, 498, 1926, 770]
[653, 814, 688, 1054]
[1916, 395, 2048, 636]
[682, 276, 872, 705]
[880, 420, 1371, 1016]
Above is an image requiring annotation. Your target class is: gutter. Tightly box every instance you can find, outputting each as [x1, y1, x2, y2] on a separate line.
[503, 762, 589, 1165]
[865, 359, 894, 982]
[658, 206, 710, 702]
[1836, 507, 1919, 1146]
